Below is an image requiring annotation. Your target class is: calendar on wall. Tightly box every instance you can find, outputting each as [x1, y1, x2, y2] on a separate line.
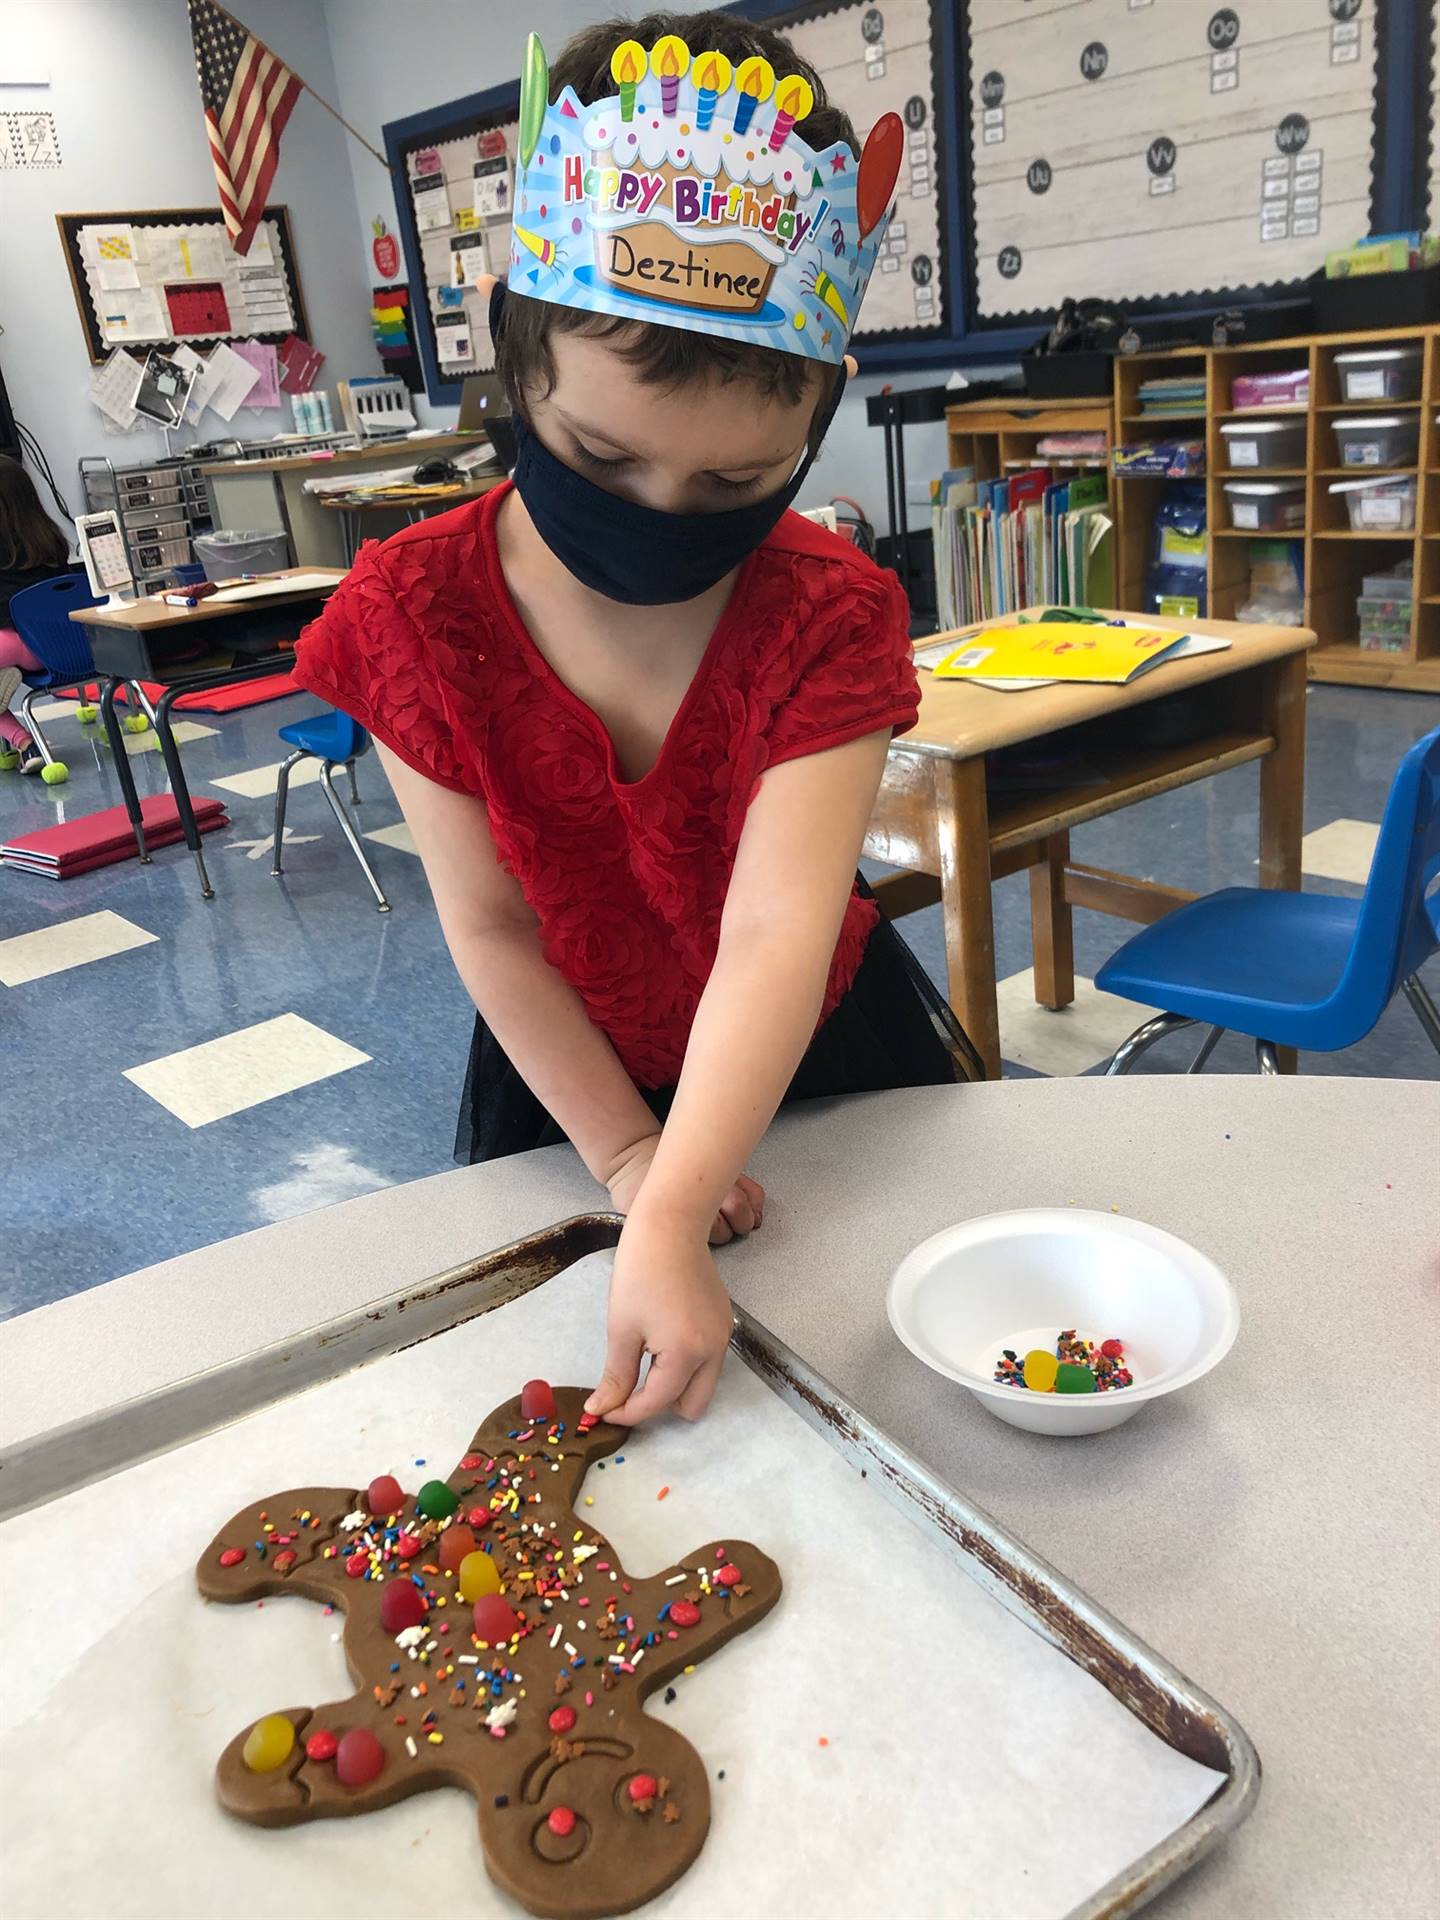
[967, 0, 1381, 322]
[768, 0, 950, 342]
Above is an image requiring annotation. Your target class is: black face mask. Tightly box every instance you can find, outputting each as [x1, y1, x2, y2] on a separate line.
[490, 283, 846, 606]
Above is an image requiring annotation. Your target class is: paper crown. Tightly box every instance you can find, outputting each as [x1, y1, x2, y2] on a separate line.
[505, 32, 903, 364]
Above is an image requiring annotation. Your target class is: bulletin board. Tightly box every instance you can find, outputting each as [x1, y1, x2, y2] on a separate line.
[965, 0, 1382, 323]
[761, 0, 951, 343]
[57, 206, 309, 365]
[387, 95, 519, 397]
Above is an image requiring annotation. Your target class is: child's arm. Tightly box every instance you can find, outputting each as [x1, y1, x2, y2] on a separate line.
[587, 728, 893, 1426]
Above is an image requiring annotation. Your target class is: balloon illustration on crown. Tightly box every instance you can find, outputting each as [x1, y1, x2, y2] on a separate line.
[507, 31, 904, 364]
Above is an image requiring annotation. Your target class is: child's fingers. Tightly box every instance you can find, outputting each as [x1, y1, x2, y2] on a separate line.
[585, 1326, 645, 1416]
[604, 1349, 696, 1426]
[675, 1356, 724, 1422]
[708, 1210, 736, 1247]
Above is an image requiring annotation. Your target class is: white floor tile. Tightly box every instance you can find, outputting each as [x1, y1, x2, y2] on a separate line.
[0, 910, 157, 987]
[210, 759, 325, 800]
[363, 821, 418, 856]
[97, 719, 219, 758]
[122, 1012, 370, 1128]
[997, 968, 1161, 1078]
[1300, 819, 1379, 886]
[28, 699, 82, 724]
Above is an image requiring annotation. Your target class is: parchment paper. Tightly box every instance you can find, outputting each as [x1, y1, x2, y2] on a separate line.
[0, 1254, 1223, 1918]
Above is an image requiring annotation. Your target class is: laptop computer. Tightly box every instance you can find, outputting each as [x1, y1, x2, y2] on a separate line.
[457, 372, 515, 470]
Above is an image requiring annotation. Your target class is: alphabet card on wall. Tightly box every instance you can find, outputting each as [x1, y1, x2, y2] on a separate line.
[967, 0, 1380, 319]
[4, 111, 62, 168]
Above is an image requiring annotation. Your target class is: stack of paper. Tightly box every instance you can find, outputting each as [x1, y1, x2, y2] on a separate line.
[1136, 376, 1206, 417]
[915, 616, 1232, 692]
[1, 796, 228, 880]
[932, 469, 1114, 630]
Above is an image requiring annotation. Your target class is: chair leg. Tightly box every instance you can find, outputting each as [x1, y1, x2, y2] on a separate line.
[18, 689, 55, 766]
[1103, 1011, 1197, 1076]
[1256, 1039, 1281, 1076]
[1187, 1026, 1226, 1074]
[319, 761, 391, 912]
[1402, 975, 1440, 1057]
[271, 750, 304, 875]
[127, 682, 159, 728]
[347, 757, 361, 806]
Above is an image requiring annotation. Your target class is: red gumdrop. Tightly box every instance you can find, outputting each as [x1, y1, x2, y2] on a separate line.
[1101, 1339, 1125, 1359]
[627, 1773, 658, 1803]
[344, 1553, 367, 1579]
[379, 1579, 429, 1634]
[669, 1600, 702, 1629]
[395, 1533, 423, 1561]
[547, 1806, 577, 1837]
[305, 1728, 339, 1763]
[467, 1507, 492, 1530]
[335, 1726, 386, 1788]
[438, 1525, 477, 1574]
[548, 1706, 577, 1734]
[218, 1547, 245, 1568]
[716, 1564, 741, 1588]
[472, 1594, 520, 1643]
[521, 1379, 559, 1423]
[367, 1474, 405, 1516]
[856, 111, 904, 238]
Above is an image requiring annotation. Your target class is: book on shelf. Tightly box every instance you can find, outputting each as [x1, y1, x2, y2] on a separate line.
[931, 467, 1113, 630]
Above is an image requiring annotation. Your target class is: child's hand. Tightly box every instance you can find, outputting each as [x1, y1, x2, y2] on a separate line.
[605, 1136, 765, 1246]
[585, 1215, 734, 1425]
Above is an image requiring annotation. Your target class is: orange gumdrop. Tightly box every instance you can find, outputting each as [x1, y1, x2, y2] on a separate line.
[438, 1525, 476, 1574]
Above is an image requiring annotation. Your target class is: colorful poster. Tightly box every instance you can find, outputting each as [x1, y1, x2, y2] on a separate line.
[164, 280, 232, 335]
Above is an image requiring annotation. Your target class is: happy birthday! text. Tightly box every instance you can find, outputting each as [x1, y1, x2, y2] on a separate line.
[564, 157, 823, 250]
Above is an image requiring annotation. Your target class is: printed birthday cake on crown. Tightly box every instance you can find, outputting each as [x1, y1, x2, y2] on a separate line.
[507, 32, 903, 365]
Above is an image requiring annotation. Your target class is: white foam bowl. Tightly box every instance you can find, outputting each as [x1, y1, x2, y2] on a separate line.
[887, 1208, 1240, 1435]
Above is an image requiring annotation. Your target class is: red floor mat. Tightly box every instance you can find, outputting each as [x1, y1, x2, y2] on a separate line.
[81, 672, 302, 712]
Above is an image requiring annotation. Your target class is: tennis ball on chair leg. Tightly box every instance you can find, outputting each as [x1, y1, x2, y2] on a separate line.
[40, 761, 68, 786]
[76, 704, 98, 723]
[123, 714, 149, 734]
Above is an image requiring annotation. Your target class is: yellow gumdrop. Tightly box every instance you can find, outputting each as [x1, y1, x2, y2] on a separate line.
[1022, 1349, 1059, 1393]
[243, 1713, 296, 1772]
[458, 1550, 501, 1603]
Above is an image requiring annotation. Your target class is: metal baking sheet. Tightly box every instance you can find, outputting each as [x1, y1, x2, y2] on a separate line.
[0, 1219, 1257, 1918]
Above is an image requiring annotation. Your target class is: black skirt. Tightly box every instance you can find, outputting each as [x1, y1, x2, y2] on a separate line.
[454, 894, 981, 1165]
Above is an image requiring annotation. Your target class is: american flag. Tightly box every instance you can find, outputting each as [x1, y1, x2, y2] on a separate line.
[188, 0, 302, 255]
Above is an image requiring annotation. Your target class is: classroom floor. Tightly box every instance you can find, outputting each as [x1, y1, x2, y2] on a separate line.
[2, 680, 1437, 1320]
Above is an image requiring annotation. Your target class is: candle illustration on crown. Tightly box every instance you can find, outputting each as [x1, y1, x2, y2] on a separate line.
[732, 55, 774, 139]
[768, 74, 814, 153]
[651, 34, 690, 117]
[694, 51, 732, 133]
[610, 39, 646, 123]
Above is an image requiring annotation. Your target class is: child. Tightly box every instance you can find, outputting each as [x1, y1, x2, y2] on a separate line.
[0, 455, 71, 772]
[295, 10, 976, 1429]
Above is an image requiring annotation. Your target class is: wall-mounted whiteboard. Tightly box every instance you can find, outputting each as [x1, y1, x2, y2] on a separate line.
[770, 0, 950, 342]
[58, 206, 306, 364]
[967, 0, 1380, 321]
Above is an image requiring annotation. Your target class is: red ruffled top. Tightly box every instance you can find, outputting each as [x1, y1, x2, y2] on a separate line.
[294, 482, 918, 1088]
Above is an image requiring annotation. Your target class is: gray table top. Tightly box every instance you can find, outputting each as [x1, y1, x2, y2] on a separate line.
[5, 1075, 1437, 1917]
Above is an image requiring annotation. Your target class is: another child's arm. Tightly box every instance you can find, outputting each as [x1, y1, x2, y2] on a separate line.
[376, 743, 761, 1237]
[586, 728, 893, 1426]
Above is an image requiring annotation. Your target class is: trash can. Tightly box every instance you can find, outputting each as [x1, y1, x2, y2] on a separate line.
[192, 528, 291, 582]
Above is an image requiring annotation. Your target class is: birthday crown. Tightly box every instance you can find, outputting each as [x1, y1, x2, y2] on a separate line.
[506, 32, 903, 365]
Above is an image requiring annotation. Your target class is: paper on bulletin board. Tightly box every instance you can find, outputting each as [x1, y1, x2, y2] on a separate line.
[89, 349, 141, 429]
[201, 341, 262, 420]
[0, 1254, 1225, 1920]
[277, 333, 324, 394]
[434, 313, 474, 366]
[412, 171, 451, 233]
[231, 339, 281, 408]
[97, 287, 167, 344]
[235, 264, 293, 333]
[91, 224, 140, 291]
[449, 230, 488, 288]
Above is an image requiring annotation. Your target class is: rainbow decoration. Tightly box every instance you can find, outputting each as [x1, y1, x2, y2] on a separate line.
[507, 31, 903, 365]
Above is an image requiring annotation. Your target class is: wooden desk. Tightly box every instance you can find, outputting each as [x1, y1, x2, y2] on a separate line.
[315, 476, 503, 562]
[867, 610, 1314, 1078]
[68, 569, 344, 898]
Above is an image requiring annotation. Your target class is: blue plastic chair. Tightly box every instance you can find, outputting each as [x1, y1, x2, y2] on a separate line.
[271, 707, 390, 912]
[6, 574, 151, 783]
[1099, 725, 1440, 1074]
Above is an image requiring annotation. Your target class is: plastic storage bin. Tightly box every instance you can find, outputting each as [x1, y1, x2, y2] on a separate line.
[1231, 368, 1309, 410]
[192, 528, 290, 581]
[1330, 414, 1420, 467]
[1333, 346, 1423, 403]
[1222, 481, 1306, 531]
[1328, 475, 1417, 531]
[1220, 419, 1307, 469]
[1356, 594, 1412, 638]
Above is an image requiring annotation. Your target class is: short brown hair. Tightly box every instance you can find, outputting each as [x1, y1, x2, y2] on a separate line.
[496, 10, 857, 441]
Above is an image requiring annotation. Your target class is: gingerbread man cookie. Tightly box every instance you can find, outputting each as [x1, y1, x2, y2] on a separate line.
[197, 1383, 781, 1918]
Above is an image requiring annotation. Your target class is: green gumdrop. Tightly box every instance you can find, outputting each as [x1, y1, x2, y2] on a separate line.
[1055, 1363, 1097, 1394]
[518, 33, 549, 168]
[417, 1478, 459, 1520]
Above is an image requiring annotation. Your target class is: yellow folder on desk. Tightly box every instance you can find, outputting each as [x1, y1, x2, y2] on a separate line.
[932, 621, 1194, 686]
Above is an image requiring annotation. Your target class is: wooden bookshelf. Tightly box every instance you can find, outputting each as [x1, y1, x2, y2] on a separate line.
[1111, 323, 1439, 694]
